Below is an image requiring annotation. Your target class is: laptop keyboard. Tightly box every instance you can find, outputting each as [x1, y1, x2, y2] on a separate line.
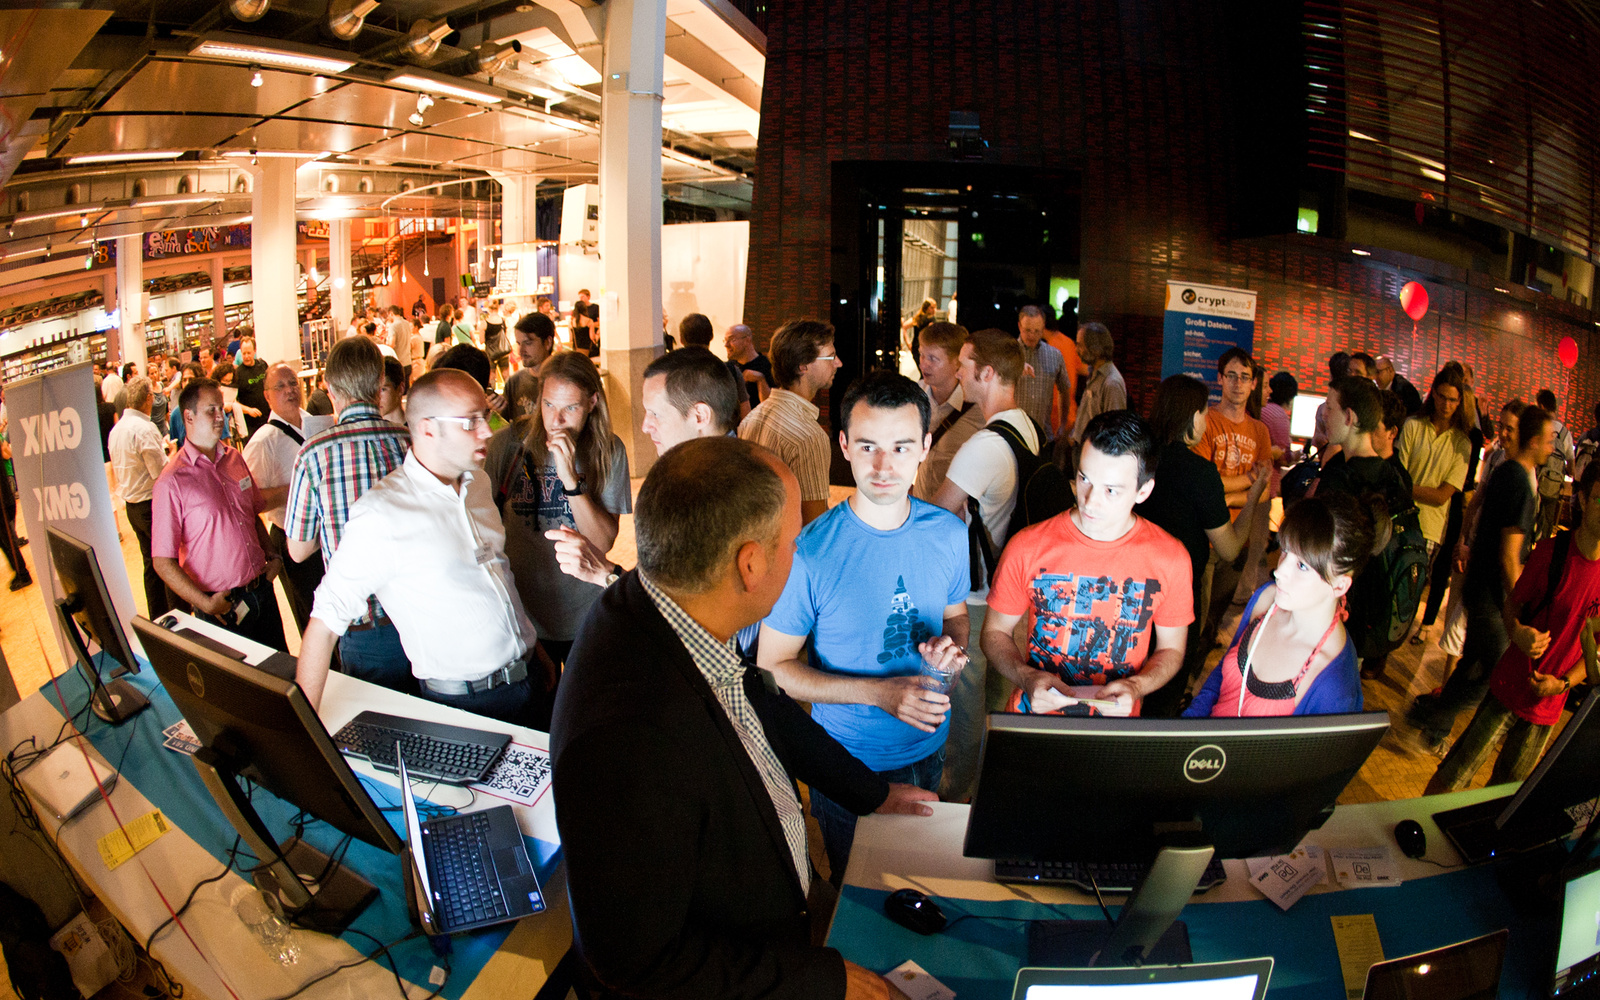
[994, 858, 1228, 894]
[427, 812, 509, 927]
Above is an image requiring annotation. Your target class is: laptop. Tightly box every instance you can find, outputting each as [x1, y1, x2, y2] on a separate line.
[1012, 958, 1273, 1000]
[396, 748, 545, 934]
[1556, 857, 1600, 997]
[1363, 929, 1508, 1000]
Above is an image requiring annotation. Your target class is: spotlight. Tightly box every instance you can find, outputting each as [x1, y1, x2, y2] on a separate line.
[84, 248, 93, 270]
[416, 93, 434, 112]
[78, 213, 88, 228]
[408, 111, 425, 127]
[250, 65, 264, 87]
[6, 225, 13, 238]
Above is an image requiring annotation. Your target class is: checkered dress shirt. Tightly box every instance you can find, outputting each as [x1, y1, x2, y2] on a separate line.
[640, 573, 812, 891]
[1016, 341, 1072, 438]
[285, 401, 411, 624]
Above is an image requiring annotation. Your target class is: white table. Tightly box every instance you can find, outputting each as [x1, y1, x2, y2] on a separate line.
[0, 622, 570, 1000]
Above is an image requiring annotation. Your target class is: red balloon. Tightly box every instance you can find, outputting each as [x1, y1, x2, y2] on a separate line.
[1560, 336, 1579, 369]
[1399, 281, 1429, 322]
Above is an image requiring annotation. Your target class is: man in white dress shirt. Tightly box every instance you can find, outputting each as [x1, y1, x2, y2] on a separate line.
[108, 377, 169, 616]
[296, 369, 547, 723]
[242, 363, 333, 631]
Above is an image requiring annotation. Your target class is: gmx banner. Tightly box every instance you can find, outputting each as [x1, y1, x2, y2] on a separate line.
[1160, 281, 1258, 402]
[8, 361, 140, 663]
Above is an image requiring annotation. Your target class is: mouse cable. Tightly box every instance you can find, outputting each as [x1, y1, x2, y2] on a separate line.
[1087, 874, 1115, 926]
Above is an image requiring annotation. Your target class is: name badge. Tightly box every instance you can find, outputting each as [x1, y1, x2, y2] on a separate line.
[474, 543, 494, 565]
[238, 475, 253, 491]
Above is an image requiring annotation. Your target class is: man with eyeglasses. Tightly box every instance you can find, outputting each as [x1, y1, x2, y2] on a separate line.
[242, 363, 334, 632]
[297, 369, 543, 725]
[739, 319, 843, 525]
[284, 335, 413, 691]
[1195, 348, 1274, 613]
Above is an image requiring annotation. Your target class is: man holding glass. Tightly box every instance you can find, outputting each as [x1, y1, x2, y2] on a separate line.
[758, 371, 969, 882]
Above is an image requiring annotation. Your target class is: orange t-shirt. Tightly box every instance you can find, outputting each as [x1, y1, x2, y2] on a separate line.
[988, 512, 1193, 689]
[1193, 407, 1273, 519]
[1043, 330, 1083, 434]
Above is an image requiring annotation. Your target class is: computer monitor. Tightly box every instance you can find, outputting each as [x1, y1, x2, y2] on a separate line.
[1289, 393, 1325, 440]
[1556, 855, 1600, 997]
[965, 712, 1389, 966]
[132, 616, 401, 932]
[45, 526, 147, 724]
[1012, 958, 1273, 1000]
[1493, 688, 1600, 853]
[965, 712, 1391, 864]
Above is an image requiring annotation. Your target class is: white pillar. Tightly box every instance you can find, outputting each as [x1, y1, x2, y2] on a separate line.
[116, 234, 146, 373]
[598, 0, 667, 473]
[249, 159, 300, 367]
[330, 218, 353, 331]
[208, 256, 226, 348]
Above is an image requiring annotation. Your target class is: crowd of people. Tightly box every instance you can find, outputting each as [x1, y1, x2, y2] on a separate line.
[56, 298, 1600, 999]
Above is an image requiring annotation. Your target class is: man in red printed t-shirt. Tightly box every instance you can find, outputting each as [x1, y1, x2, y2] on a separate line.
[982, 410, 1193, 716]
[1425, 462, 1600, 793]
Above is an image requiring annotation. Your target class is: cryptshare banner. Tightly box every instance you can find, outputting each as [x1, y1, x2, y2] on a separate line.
[8, 361, 140, 663]
[1161, 281, 1258, 402]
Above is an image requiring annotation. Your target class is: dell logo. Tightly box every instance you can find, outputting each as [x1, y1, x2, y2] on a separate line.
[187, 662, 205, 698]
[1183, 745, 1226, 783]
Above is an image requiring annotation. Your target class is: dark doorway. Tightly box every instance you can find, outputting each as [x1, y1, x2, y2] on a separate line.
[827, 162, 1081, 481]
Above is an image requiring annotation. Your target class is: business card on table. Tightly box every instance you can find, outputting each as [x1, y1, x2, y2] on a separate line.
[1329, 846, 1402, 888]
[1245, 844, 1326, 910]
[161, 721, 200, 756]
[885, 960, 955, 1000]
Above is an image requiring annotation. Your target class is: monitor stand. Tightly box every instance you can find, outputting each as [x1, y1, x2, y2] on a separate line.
[55, 600, 147, 725]
[1027, 845, 1216, 967]
[193, 747, 378, 935]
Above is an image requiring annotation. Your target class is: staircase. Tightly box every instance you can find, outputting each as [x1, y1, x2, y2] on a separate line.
[296, 224, 448, 323]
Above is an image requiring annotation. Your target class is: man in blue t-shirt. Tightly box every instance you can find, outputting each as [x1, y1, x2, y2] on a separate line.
[760, 372, 970, 882]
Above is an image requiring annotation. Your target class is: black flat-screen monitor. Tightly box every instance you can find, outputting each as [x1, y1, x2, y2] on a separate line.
[1496, 687, 1600, 846]
[46, 526, 138, 676]
[965, 712, 1390, 864]
[46, 526, 147, 723]
[132, 617, 400, 931]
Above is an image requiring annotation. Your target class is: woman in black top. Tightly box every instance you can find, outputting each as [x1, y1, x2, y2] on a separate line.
[1135, 374, 1267, 714]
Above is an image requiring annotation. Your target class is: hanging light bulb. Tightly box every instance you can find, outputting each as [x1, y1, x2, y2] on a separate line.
[250, 66, 264, 88]
[78, 213, 88, 228]
[5, 225, 13, 238]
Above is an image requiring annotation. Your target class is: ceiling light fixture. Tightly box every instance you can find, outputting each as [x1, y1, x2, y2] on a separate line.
[190, 36, 356, 74]
[387, 69, 502, 105]
[228, 0, 270, 21]
[220, 149, 322, 159]
[15, 205, 104, 225]
[401, 18, 452, 59]
[134, 195, 225, 208]
[77, 213, 88, 228]
[327, 0, 379, 40]
[250, 65, 264, 87]
[66, 150, 183, 165]
[408, 111, 425, 127]
[1351, 248, 1371, 256]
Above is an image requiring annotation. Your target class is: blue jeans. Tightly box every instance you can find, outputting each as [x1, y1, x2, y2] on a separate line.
[338, 620, 415, 696]
[811, 746, 944, 885]
[422, 677, 533, 726]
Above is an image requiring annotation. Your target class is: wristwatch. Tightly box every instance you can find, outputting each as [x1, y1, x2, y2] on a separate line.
[561, 475, 586, 496]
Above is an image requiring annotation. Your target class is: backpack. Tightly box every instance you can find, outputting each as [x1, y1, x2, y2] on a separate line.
[1540, 421, 1573, 499]
[1350, 501, 1429, 659]
[967, 416, 1072, 588]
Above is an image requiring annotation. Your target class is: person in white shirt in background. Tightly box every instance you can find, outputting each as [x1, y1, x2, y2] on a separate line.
[296, 369, 548, 724]
[108, 376, 169, 617]
[914, 321, 984, 501]
[386, 305, 415, 385]
[243, 363, 334, 632]
[930, 329, 1037, 800]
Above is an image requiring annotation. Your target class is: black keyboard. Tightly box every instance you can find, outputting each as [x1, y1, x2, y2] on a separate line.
[332, 712, 510, 786]
[994, 858, 1228, 894]
[427, 812, 509, 927]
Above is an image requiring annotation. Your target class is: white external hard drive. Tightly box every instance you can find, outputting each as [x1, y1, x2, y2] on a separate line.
[20, 741, 115, 822]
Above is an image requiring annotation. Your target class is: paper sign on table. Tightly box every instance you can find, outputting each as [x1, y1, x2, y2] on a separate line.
[1329, 846, 1402, 888]
[1245, 844, 1326, 910]
[884, 960, 956, 1000]
[97, 809, 172, 870]
[1330, 914, 1384, 1000]
[161, 721, 200, 756]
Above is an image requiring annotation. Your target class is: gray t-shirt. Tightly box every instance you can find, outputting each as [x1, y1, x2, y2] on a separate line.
[486, 422, 632, 640]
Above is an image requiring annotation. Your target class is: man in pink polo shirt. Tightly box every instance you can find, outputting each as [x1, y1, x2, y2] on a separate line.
[153, 377, 286, 650]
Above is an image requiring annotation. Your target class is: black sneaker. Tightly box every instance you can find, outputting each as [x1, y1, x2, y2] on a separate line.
[9, 573, 33, 591]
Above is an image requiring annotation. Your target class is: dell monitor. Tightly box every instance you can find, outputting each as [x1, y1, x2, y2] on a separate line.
[45, 526, 147, 724]
[965, 711, 1390, 966]
[132, 616, 401, 932]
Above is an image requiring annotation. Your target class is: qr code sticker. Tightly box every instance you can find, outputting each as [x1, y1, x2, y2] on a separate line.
[472, 744, 552, 807]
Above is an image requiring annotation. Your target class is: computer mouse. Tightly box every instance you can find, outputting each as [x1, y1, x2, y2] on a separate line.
[883, 888, 946, 935]
[1393, 819, 1427, 858]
